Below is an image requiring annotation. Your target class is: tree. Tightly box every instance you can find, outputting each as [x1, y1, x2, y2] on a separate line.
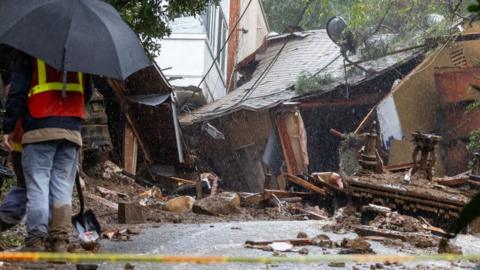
[262, 0, 475, 59]
[106, 0, 219, 56]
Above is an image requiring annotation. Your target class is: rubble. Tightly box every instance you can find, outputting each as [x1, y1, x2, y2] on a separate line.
[339, 237, 374, 254]
[368, 212, 427, 233]
[328, 262, 346, 268]
[311, 234, 333, 248]
[192, 192, 241, 216]
[163, 196, 195, 212]
[325, 206, 361, 233]
[438, 239, 462, 254]
[99, 160, 123, 179]
[355, 225, 439, 248]
[298, 247, 309, 255]
[346, 173, 470, 220]
[296, 232, 308, 238]
[269, 242, 293, 252]
[118, 201, 144, 224]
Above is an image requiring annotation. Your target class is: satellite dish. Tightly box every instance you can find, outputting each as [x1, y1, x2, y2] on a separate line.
[326, 16, 356, 54]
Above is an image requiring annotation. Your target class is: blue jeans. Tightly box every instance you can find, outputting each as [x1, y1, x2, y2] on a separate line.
[0, 186, 27, 225]
[22, 140, 78, 236]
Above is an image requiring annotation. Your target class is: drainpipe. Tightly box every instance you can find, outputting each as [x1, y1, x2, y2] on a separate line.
[171, 94, 185, 163]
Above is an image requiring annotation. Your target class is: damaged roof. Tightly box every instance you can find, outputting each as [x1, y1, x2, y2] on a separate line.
[181, 29, 422, 124]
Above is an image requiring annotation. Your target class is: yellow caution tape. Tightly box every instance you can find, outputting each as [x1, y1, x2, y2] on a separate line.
[0, 252, 478, 264]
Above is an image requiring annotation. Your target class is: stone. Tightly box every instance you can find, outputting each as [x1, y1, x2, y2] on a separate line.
[298, 247, 309, 255]
[127, 227, 141, 235]
[269, 242, 293, 252]
[163, 196, 195, 212]
[297, 232, 308, 238]
[192, 192, 241, 216]
[76, 264, 99, 270]
[124, 263, 135, 270]
[328, 262, 346, 267]
[312, 234, 332, 248]
[408, 235, 437, 248]
[340, 237, 374, 254]
[438, 238, 462, 254]
[118, 201, 144, 224]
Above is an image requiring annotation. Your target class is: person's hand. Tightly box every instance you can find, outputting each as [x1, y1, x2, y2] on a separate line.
[2, 134, 11, 152]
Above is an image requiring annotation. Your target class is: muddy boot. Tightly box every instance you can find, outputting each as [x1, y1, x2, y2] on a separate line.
[22, 233, 47, 252]
[48, 204, 72, 252]
[0, 218, 16, 232]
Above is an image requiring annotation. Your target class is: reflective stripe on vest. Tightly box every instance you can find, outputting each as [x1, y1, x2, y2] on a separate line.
[27, 58, 86, 118]
[29, 59, 84, 97]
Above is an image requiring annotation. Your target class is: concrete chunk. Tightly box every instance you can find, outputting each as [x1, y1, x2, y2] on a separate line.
[118, 201, 144, 224]
[193, 192, 240, 216]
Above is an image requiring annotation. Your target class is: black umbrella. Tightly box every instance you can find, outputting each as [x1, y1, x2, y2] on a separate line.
[0, 0, 151, 80]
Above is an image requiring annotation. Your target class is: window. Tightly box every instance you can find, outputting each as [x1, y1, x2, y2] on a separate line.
[216, 11, 228, 74]
[205, 5, 216, 48]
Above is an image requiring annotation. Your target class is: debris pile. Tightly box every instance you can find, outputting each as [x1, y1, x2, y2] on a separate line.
[369, 212, 427, 233]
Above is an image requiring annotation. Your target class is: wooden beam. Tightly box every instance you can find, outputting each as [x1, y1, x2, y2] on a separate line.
[275, 115, 298, 174]
[263, 189, 312, 199]
[123, 122, 138, 174]
[169, 177, 196, 185]
[84, 192, 119, 210]
[283, 173, 326, 195]
[354, 108, 376, 134]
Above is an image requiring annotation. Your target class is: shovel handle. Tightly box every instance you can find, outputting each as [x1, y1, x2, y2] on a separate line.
[75, 172, 85, 215]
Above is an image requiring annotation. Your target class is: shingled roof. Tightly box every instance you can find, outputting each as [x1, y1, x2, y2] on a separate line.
[181, 29, 420, 124]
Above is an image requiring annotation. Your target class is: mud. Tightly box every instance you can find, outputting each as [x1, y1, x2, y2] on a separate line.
[369, 212, 428, 233]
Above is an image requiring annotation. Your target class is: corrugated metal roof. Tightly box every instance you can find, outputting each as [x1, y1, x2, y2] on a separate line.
[181, 29, 420, 124]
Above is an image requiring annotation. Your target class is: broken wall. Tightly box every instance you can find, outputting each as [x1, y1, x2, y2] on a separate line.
[299, 55, 422, 173]
[383, 26, 480, 175]
[190, 110, 273, 192]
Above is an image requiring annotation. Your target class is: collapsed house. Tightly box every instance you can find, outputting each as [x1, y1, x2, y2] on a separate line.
[180, 29, 424, 192]
[89, 65, 187, 179]
[355, 24, 480, 177]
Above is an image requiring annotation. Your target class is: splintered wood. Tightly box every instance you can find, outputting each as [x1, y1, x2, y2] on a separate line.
[347, 173, 471, 219]
[283, 173, 326, 195]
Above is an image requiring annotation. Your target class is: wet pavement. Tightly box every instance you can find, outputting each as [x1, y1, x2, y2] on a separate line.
[98, 220, 480, 270]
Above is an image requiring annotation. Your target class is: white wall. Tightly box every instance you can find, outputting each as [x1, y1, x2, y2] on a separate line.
[155, 1, 230, 103]
[236, 0, 269, 63]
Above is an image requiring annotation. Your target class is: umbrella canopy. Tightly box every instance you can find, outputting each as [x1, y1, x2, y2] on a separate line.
[0, 0, 151, 80]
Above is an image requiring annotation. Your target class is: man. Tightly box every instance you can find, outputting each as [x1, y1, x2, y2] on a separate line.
[0, 119, 27, 233]
[3, 51, 91, 251]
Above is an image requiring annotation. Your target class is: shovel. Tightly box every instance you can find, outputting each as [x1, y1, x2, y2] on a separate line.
[72, 172, 101, 244]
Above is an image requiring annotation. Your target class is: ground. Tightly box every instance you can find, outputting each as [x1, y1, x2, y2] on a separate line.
[0, 162, 479, 269]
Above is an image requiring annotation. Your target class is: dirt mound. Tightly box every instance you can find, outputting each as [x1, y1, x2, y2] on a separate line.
[369, 212, 428, 233]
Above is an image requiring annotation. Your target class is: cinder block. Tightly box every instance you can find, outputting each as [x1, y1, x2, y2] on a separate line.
[118, 201, 144, 224]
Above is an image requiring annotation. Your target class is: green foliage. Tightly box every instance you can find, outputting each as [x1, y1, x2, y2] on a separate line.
[0, 233, 24, 248]
[294, 72, 334, 95]
[467, 100, 480, 111]
[106, 0, 219, 56]
[468, 128, 480, 154]
[446, 2, 480, 239]
[1, 177, 14, 194]
[468, 0, 480, 12]
[262, 0, 475, 59]
[467, 87, 480, 155]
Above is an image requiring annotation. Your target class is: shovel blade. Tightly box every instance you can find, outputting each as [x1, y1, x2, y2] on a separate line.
[72, 209, 102, 243]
